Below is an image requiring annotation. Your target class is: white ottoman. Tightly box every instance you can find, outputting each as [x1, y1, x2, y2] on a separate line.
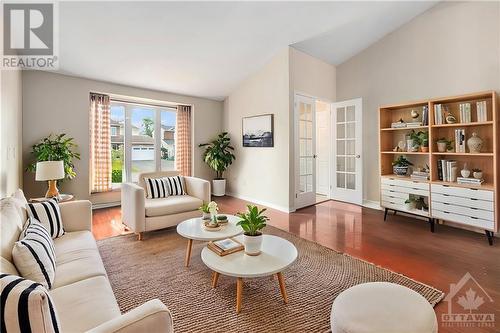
[330, 282, 437, 333]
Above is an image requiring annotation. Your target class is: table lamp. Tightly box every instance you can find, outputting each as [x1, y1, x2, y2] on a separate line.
[35, 161, 65, 199]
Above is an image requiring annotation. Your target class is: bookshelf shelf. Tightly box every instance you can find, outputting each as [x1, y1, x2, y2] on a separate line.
[379, 91, 498, 244]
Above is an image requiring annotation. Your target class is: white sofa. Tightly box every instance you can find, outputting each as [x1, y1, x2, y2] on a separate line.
[0, 190, 174, 333]
[121, 171, 210, 240]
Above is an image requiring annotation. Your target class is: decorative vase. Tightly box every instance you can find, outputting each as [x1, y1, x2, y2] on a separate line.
[406, 139, 414, 152]
[461, 168, 470, 178]
[437, 142, 447, 152]
[212, 179, 226, 196]
[202, 212, 211, 220]
[393, 166, 408, 176]
[210, 214, 219, 226]
[473, 171, 483, 180]
[243, 233, 263, 256]
[467, 132, 483, 153]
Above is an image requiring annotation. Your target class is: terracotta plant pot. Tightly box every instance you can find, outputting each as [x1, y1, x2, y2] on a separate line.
[420, 146, 429, 152]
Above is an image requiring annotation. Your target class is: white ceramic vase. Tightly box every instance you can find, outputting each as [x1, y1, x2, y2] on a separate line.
[461, 169, 470, 178]
[212, 179, 226, 196]
[437, 142, 447, 152]
[243, 234, 263, 256]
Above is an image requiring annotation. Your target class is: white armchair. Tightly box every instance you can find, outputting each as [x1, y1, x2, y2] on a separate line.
[121, 171, 210, 240]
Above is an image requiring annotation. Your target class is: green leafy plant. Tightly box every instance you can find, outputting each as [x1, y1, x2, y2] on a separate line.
[392, 155, 413, 167]
[199, 203, 210, 213]
[26, 134, 81, 181]
[404, 198, 416, 204]
[199, 132, 236, 179]
[472, 168, 482, 172]
[236, 205, 269, 236]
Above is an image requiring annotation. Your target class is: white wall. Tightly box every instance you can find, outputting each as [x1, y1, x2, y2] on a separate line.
[0, 70, 23, 197]
[223, 49, 291, 211]
[336, 1, 500, 202]
[22, 71, 223, 202]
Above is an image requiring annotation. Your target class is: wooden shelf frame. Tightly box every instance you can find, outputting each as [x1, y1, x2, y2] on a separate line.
[378, 91, 498, 235]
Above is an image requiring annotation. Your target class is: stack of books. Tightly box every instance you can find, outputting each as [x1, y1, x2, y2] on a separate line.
[391, 122, 407, 128]
[437, 159, 457, 181]
[476, 101, 488, 122]
[454, 129, 466, 153]
[208, 238, 244, 256]
[410, 171, 429, 181]
[457, 177, 484, 185]
[407, 122, 423, 128]
[459, 103, 472, 123]
[434, 104, 444, 125]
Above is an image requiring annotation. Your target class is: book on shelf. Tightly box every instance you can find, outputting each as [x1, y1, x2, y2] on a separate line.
[454, 129, 466, 153]
[407, 122, 423, 128]
[457, 177, 484, 185]
[422, 105, 429, 126]
[391, 122, 407, 128]
[437, 159, 457, 182]
[207, 238, 244, 256]
[459, 103, 471, 123]
[476, 101, 487, 122]
[434, 104, 443, 125]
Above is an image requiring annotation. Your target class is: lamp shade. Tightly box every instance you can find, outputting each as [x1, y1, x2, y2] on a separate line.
[35, 161, 65, 181]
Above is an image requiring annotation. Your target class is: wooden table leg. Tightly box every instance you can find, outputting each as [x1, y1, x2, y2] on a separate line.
[211, 271, 220, 288]
[236, 277, 243, 313]
[184, 239, 193, 267]
[276, 272, 288, 304]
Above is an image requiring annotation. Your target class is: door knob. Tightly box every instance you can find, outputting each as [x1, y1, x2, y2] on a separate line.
[355, 155, 361, 158]
[313, 154, 317, 158]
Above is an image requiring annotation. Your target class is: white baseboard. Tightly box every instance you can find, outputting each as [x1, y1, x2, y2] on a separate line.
[225, 192, 293, 213]
[92, 201, 121, 210]
[362, 200, 382, 211]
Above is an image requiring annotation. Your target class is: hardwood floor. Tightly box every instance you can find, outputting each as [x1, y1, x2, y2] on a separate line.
[92, 197, 500, 332]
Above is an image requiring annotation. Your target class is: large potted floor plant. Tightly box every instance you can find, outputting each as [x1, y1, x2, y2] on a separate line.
[236, 205, 269, 256]
[199, 132, 236, 196]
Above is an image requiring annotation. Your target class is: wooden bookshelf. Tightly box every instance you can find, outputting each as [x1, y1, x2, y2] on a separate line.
[379, 91, 498, 245]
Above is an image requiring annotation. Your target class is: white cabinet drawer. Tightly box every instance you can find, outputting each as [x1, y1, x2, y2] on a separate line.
[382, 185, 429, 197]
[382, 201, 429, 217]
[381, 189, 408, 199]
[431, 184, 493, 201]
[431, 193, 494, 211]
[431, 201, 494, 221]
[432, 209, 494, 230]
[381, 195, 406, 205]
[382, 177, 429, 190]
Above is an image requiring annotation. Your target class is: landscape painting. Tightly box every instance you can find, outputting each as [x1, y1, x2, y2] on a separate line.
[242, 114, 274, 147]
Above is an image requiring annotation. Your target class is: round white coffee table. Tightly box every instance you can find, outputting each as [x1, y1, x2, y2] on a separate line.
[201, 234, 298, 313]
[177, 215, 243, 267]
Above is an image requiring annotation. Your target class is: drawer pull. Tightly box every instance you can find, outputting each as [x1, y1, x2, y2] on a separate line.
[469, 188, 478, 191]
[442, 203, 449, 205]
[470, 207, 478, 210]
[442, 185, 450, 187]
[470, 198, 478, 201]
[443, 194, 450, 197]
[470, 217, 478, 220]
[443, 211, 450, 214]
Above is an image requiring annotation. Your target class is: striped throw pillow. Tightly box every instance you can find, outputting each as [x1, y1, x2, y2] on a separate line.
[26, 198, 64, 239]
[145, 178, 170, 199]
[165, 176, 186, 196]
[1, 274, 60, 333]
[12, 219, 56, 289]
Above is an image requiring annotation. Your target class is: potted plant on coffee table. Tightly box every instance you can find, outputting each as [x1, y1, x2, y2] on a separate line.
[199, 132, 236, 196]
[392, 155, 413, 176]
[236, 205, 269, 256]
[199, 203, 211, 220]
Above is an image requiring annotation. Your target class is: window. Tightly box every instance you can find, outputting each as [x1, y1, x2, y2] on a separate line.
[109, 100, 177, 185]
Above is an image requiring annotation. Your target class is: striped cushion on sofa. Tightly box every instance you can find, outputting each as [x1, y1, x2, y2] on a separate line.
[12, 219, 56, 289]
[0, 274, 60, 333]
[145, 178, 170, 199]
[164, 176, 186, 196]
[26, 199, 64, 239]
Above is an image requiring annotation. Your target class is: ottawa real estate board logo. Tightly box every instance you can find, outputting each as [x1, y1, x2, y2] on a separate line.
[2, 2, 58, 69]
[441, 272, 495, 329]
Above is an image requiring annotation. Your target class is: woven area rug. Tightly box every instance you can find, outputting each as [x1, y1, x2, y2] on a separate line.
[97, 226, 444, 333]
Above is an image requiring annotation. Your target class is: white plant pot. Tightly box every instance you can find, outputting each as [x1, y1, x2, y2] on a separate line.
[473, 172, 483, 180]
[212, 179, 226, 196]
[243, 234, 263, 256]
[202, 212, 211, 220]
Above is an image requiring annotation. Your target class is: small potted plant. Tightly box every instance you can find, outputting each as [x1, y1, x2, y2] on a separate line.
[415, 197, 428, 211]
[405, 198, 417, 210]
[392, 155, 413, 176]
[436, 138, 448, 152]
[199, 203, 211, 220]
[472, 168, 483, 180]
[417, 131, 429, 152]
[236, 205, 269, 256]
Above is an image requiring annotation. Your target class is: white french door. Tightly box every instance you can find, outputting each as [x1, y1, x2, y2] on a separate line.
[331, 98, 363, 205]
[294, 94, 316, 209]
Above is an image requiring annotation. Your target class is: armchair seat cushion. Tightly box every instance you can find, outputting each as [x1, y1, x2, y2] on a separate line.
[145, 195, 202, 217]
[49, 276, 120, 333]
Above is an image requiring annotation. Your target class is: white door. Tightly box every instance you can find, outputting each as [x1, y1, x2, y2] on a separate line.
[316, 101, 331, 196]
[331, 98, 363, 205]
[294, 94, 316, 209]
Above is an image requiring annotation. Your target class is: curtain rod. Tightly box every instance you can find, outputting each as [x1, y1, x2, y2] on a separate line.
[109, 98, 180, 110]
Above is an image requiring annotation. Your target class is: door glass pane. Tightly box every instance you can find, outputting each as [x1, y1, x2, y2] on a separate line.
[346, 174, 355, 189]
[300, 157, 306, 174]
[300, 139, 306, 156]
[110, 105, 125, 185]
[346, 123, 355, 139]
[337, 157, 345, 172]
[306, 175, 313, 192]
[299, 121, 306, 137]
[306, 139, 312, 156]
[298, 100, 313, 195]
[131, 108, 155, 182]
[306, 158, 313, 174]
[337, 173, 345, 188]
[337, 124, 345, 139]
[337, 140, 345, 155]
[161, 110, 176, 171]
[346, 140, 355, 155]
[346, 157, 355, 172]
[337, 107, 345, 122]
[299, 103, 307, 120]
[306, 121, 313, 137]
[346, 105, 355, 121]
[300, 175, 306, 192]
[306, 104, 312, 120]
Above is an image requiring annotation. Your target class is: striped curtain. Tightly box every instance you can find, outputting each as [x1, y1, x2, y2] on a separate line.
[175, 105, 192, 176]
[89, 93, 111, 192]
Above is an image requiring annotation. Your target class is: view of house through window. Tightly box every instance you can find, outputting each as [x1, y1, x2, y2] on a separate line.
[110, 101, 177, 185]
